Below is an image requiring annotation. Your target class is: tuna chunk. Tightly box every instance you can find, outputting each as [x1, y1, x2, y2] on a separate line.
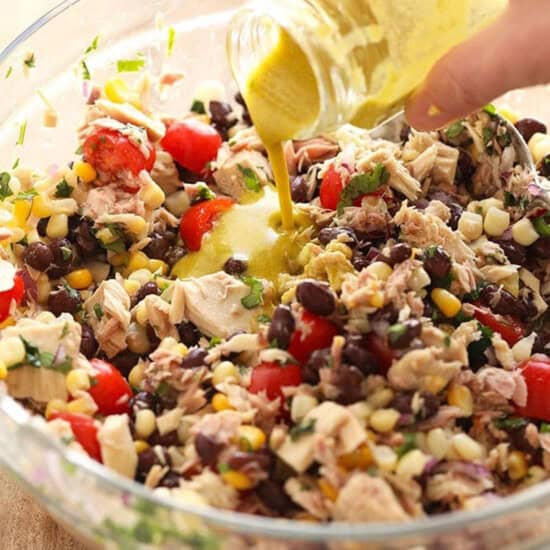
[97, 414, 137, 479]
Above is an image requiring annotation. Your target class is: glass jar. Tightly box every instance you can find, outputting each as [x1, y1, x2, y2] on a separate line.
[227, 0, 509, 137]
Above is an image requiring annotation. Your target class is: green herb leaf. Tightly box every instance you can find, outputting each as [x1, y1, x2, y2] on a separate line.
[5, 66, 13, 79]
[24, 53, 36, 69]
[85, 35, 100, 54]
[167, 26, 176, 56]
[494, 416, 529, 430]
[94, 303, 104, 321]
[209, 336, 222, 348]
[117, 59, 145, 73]
[483, 127, 494, 147]
[257, 314, 271, 324]
[387, 323, 406, 347]
[445, 121, 465, 139]
[395, 433, 416, 458]
[241, 276, 264, 309]
[533, 215, 550, 237]
[81, 60, 91, 81]
[75, 144, 84, 155]
[541, 423, 550, 434]
[336, 164, 389, 215]
[61, 323, 70, 339]
[16, 120, 27, 146]
[197, 183, 215, 201]
[497, 130, 512, 148]
[64, 284, 80, 303]
[443, 334, 451, 348]
[478, 322, 494, 340]
[16, 189, 38, 200]
[483, 104, 497, 116]
[0, 172, 13, 200]
[238, 164, 261, 192]
[12, 158, 20, 170]
[190, 99, 206, 114]
[217, 463, 232, 474]
[19, 337, 72, 373]
[503, 191, 517, 208]
[289, 419, 316, 441]
[55, 179, 74, 198]
[60, 246, 73, 262]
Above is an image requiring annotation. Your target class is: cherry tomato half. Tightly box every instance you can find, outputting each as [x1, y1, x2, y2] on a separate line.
[516, 356, 550, 421]
[249, 361, 302, 402]
[288, 311, 339, 364]
[83, 128, 156, 177]
[319, 165, 344, 210]
[161, 119, 222, 174]
[0, 271, 25, 323]
[364, 333, 395, 373]
[88, 359, 133, 416]
[471, 305, 524, 346]
[50, 412, 102, 462]
[179, 197, 235, 251]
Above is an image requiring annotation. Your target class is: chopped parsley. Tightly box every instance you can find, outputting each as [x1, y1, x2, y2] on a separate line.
[0, 172, 13, 200]
[445, 121, 465, 139]
[19, 337, 72, 374]
[117, 59, 145, 73]
[60, 246, 73, 261]
[55, 179, 74, 198]
[208, 336, 222, 348]
[387, 323, 407, 347]
[395, 433, 416, 458]
[85, 35, 100, 54]
[478, 322, 494, 339]
[241, 276, 264, 309]
[289, 419, 316, 441]
[533, 214, 550, 237]
[190, 99, 206, 114]
[93, 303, 104, 320]
[238, 164, 261, 192]
[482, 127, 495, 152]
[5, 66, 12, 79]
[494, 416, 529, 431]
[197, 183, 215, 201]
[16, 120, 27, 146]
[81, 60, 91, 80]
[443, 334, 451, 348]
[336, 163, 389, 215]
[167, 26, 176, 56]
[540, 423, 550, 434]
[497, 130, 512, 148]
[16, 189, 38, 200]
[24, 53, 36, 69]
[257, 314, 271, 324]
[504, 191, 517, 208]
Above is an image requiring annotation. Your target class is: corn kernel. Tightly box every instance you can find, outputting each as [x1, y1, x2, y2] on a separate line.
[134, 440, 151, 454]
[365, 261, 393, 281]
[212, 393, 234, 412]
[497, 106, 519, 124]
[338, 444, 374, 470]
[220, 470, 253, 490]
[484, 207, 510, 237]
[348, 401, 373, 426]
[66, 369, 91, 396]
[422, 375, 449, 395]
[135, 409, 157, 440]
[237, 425, 266, 451]
[369, 408, 400, 433]
[65, 268, 93, 290]
[126, 251, 150, 275]
[109, 252, 129, 267]
[0, 336, 26, 367]
[46, 214, 69, 239]
[431, 288, 462, 318]
[427, 428, 451, 460]
[367, 388, 394, 409]
[45, 399, 67, 419]
[13, 199, 32, 226]
[149, 259, 169, 276]
[128, 362, 145, 388]
[0, 360, 7, 380]
[140, 180, 165, 209]
[396, 449, 429, 479]
[124, 216, 147, 237]
[212, 361, 240, 386]
[452, 433, 483, 461]
[512, 218, 540, 247]
[479, 198, 504, 216]
[67, 397, 96, 416]
[372, 445, 397, 472]
[128, 268, 154, 286]
[134, 302, 148, 327]
[369, 291, 385, 309]
[175, 343, 188, 357]
[458, 211, 483, 242]
[30, 195, 54, 218]
[447, 384, 473, 416]
[104, 76, 141, 108]
[73, 161, 97, 184]
[508, 450, 528, 481]
[123, 279, 141, 296]
[291, 394, 319, 423]
[532, 135, 550, 164]
[318, 479, 339, 502]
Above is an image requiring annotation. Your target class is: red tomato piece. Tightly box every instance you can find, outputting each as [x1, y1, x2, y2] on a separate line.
[179, 197, 234, 251]
[50, 412, 102, 462]
[249, 361, 302, 402]
[0, 271, 25, 323]
[88, 359, 133, 416]
[471, 305, 524, 346]
[319, 165, 344, 210]
[516, 357, 550, 421]
[288, 311, 339, 364]
[365, 333, 395, 373]
[161, 119, 222, 174]
[83, 128, 156, 177]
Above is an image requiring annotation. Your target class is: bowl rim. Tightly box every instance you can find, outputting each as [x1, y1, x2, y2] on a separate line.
[1, 0, 550, 542]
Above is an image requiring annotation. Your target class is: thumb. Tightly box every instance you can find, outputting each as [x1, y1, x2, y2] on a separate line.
[406, 1, 550, 131]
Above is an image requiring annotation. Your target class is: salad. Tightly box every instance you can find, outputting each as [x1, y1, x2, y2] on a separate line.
[1, 66, 550, 524]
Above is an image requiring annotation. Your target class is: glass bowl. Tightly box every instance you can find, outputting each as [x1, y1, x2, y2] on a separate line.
[2, 1, 550, 548]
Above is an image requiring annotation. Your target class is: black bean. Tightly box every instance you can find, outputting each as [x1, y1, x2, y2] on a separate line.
[388, 243, 412, 266]
[318, 226, 357, 247]
[134, 282, 160, 305]
[227, 450, 271, 471]
[478, 284, 528, 318]
[18, 269, 37, 305]
[387, 320, 422, 349]
[390, 392, 413, 414]
[351, 252, 370, 271]
[296, 280, 336, 316]
[111, 350, 140, 377]
[515, 118, 547, 144]
[24, 242, 54, 272]
[181, 347, 208, 369]
[47, 286, 81, 316]
[369, 304, 399, 328]
[80, 324, 98, 359]
[257, 480, 294, 514]
[235, 92, 252, 126]
[48, 239, 77, 278]
[412, 198, 430, 210]
[136, 447, 170, 480]
[427, 190, 463, 229]
[423, 246, 451, 280]
[400, 125, 411, 143]
[417, 392, 440, 421]
[164, 245, 187, 267]
[37, 218, 49, 237]
[303, 348, 330, 384]
[291, 176, 309, 202]
[159, 471, 181, 488]
[156, 385, 179, 412]
[327, 365, 364, 405]
[129, 392, 160, 417]
[145, 232, 174, 260]
[492, 237, 526, 265]
[343, 335, 379, 376]
[530, 236, 550, 259]
[455, 151, 476, 186]
[149, 430, 180, 447]
[177, 322, 201, 347]
[223, 257, 247, 275]
[267, 305, 295, 350]
[540, 154, 550, 177]
[209, 101, 237, 139]
[194, 433, 223, 467]
[534, 331, 550, 354]
[145, 324, 161, 350]
[75, 218, 100, 258]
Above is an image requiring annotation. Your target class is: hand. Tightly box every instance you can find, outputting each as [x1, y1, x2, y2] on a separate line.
[406, 0, 550, 130]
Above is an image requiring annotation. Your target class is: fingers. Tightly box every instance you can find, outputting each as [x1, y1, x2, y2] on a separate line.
[406, 1, 550, 130]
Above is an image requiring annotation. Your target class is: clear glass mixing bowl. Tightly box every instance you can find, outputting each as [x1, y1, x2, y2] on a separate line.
[2, 1, 550, 548]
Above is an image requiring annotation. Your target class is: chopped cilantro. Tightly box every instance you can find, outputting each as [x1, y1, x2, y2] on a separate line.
[93, 303, 104, 320]
[16, 120, 27, 146]
[5, 66, 12, 79]
[482, 127, 494, 151]
[387, 323, 407, 347]
[336, 164, 389, 215]
[12, 158, 20, 170]
[257, 314, 271, 324]
[478, 322, 494, 339]
[190, 99, 206, 114]
[64, 284, 80, 303]
[117, 59, 145, 73]
[24, 53, 36, 69]
[483, 104, 497, 116]
[19, 337, 72, 374]
[85, 35, 100, 54]
[238, 164, 261, 192]
[55, 179, 74, 198]
[504, 191, 517, 208]
[445, 121, 465, 139]
[443, 334, 451, 348]
[395, 433, 416, 458]
[241, 276, 264, 309]
[497, 130, 512, 148]
[533, 214, 550, 237]
[0, 172, 13, 200]
[75, 144, 84, 155]
[81, 60, 91, 80]
[167, 26, 176, 56]
[494, 416, 528, 430]
[217, 463, 232, 474]
[541, 423, 550, 434]
[208, 336, 222, 348]
[197, 183, 215, 201]
[16, 189, 38, 200]
[60, 246, 72, 262]
[289, 419, 316, 441]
